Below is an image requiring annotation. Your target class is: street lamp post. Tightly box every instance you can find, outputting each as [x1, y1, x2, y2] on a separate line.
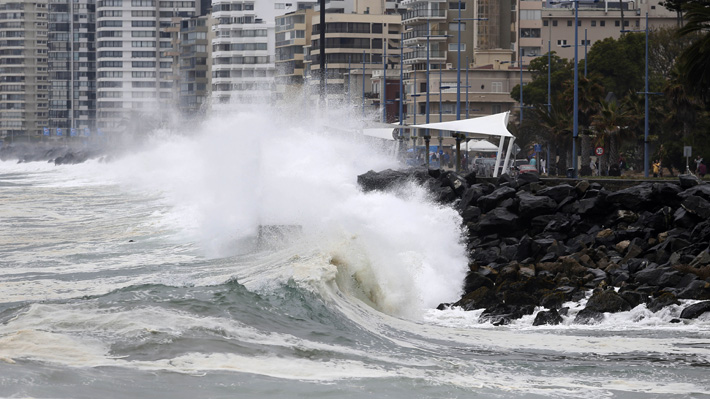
[572, 0, 579, 178]
[399, 32, 404, 147]
[643, 12, 650, 177]
[382, 38, 387, 123]
[362, 50, 366, 119]
[547, 39, 552, 174]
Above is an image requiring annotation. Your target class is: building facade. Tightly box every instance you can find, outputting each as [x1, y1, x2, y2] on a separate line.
[95, 0, 199, 133]
[48, 0, 97, 134]
[0, 1, 49, 140]
[177, 14, 212, 116]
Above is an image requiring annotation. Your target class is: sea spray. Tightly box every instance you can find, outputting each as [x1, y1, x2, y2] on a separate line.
[85, 106, 469, 318]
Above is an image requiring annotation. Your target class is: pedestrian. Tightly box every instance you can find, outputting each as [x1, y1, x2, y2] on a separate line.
[590, 159, 596, 176]
[653, 160, 660, 178]
[540, 158, 546, 175]
[695, 155, 704, 172]
[699, 161, 707, 178]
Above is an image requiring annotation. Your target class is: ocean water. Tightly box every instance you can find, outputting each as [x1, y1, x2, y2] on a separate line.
[1, 108, 709, 399]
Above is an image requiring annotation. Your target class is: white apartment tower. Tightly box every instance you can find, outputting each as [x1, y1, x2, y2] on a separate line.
[95, 0, 199, 133]
[211, 0, 300, 105]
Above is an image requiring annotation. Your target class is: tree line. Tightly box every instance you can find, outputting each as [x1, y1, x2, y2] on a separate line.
[510, 1, 710, 176]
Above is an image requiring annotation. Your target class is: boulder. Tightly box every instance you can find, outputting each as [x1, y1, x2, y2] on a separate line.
[679, 174, 701, 189]
[357, 169, 411, 192]
[606, 183, 654, 211]
[453, 286, 500, 311]
[517, 192, 558, 218]
[477, 207, 519, 233]
[647, 292, 680, 313]
[533, 308, 564, 326]
[574, 308, 605, 324]
[681, 195, 710, 219]
[679, 300, 710, 319]
[584, 289, 633, 313]
[537, 184, 575, 203]
[477, 186, 517, 212]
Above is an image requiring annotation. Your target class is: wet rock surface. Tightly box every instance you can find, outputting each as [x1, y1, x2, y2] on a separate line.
[0, 143, 106, 165]
[358, 168, 710, 325]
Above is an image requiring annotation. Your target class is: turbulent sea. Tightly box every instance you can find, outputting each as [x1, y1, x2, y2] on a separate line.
[1, 109, 709, 398]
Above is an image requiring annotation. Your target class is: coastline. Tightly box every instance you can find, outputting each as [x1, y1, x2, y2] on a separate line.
[358, 167, 710, 325]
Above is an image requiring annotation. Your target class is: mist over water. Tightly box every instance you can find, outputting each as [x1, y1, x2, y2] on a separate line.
[80, 103, 469, 317]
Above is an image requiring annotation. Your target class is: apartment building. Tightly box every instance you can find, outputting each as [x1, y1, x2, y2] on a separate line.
[48, 0, 97, 134]
[0, 1, 49, 140]
[95, 0, 199, 133]
[274, 7, 316, 101]
[177, 14, 213, 116]
[211, 0, 305, 105]
[517, 0, 676, 65]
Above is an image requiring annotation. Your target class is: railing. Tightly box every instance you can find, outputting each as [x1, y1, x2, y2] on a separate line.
[404, 30, 447, 41]
[403, 49, 446, 60]
[403, 9, 446, 21]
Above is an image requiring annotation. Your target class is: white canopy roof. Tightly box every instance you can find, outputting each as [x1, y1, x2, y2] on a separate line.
[362, 127, 397, 140]
[410, 112, 514, 139]
[465, 139, 499, 152]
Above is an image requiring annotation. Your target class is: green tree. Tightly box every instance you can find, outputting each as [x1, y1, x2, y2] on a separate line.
[676, 1, 710, 106]
[585, 33, 646, 97]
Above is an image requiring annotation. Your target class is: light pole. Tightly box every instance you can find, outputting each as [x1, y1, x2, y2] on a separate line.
[547, 39, 552, 174]
[572, 0, 579, 178]
[399, 32, 404, 146]
[584, 28, 588, 78]
[382, 38, 387, 123]
[362, 50, 366, 119]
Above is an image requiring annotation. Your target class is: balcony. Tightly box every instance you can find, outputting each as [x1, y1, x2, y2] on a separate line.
[402, 9, 447, 24]
[403, 48, 446, 63]
[403, 29, 448, 45]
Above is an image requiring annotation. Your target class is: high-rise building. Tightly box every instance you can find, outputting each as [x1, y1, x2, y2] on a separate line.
[47, 0, 97, 134]
[274, 7, 316, 101]
[0, 1, 49, 140]
[177, 14, 212, 116]
[95, 0, 199, 133]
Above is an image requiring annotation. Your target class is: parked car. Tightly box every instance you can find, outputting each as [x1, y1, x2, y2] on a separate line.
[517, 164, 539, 174]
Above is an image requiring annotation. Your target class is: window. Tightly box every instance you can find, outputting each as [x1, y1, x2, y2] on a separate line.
[448, 43, 466, 51]
[591, 20, 597, 27]
[132, 61, 155, 67]
[520, 10, 541, 20]
[449, 1, 465, 9]
[98, 61, 122, 67]
[600, 20, 605, 26]
[567, 20, 572, 27]
[132, 21, 155, 27]
[557, 39, 568, 46]
[132, 31, 156, 37]
[520, 28, 541, 38]
[448, 21, 466, 32]
[492, 82, 502, 93]
[132, 41, 156, 47]
[615, 20, 620, 26]
[543, 20, 548, 27]
[552, 20, 558, 27]
[132, 71, 156, 78]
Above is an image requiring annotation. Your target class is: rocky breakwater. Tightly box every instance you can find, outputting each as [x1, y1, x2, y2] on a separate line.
[357, 168, 710, 326]
[0, 143, 104, 165]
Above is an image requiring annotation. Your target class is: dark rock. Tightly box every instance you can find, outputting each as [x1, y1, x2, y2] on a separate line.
[357, 169, 410, 192]
[533, 308, 564, 326]
[679, 300, 710, 319]
[461, 206, 482, 223]
[517, 172, 540, 186]
[677, 280, 710, 300]
[606, 183, 653, 211]
[440, 171, 469, 196]
[585, 289, 632, 313]
[463, 271, 495, 294]
[634, 264, 667, 286]
[477, 207, 519, 233]
[453, 286, 500, 311]
[647, 292, 680, 313]
[678, 184, 710, 201]
[517, 192, 558, 218]
[681, 195, 710, 219]
[574, 308, 605, 324]
[477, 186, 517, 212]
[537, 184, 575, 203]
[540, 291, 566, 309]
[479, 303, 535, 325]
[679, 174, 701, 189]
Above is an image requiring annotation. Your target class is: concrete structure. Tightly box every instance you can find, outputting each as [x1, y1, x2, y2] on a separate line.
[48, 0, 97, 134]
[0, 1, 49, 140]
[95, 0, 200, 133]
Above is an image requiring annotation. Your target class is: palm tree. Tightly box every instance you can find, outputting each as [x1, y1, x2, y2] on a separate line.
[536, 100, 572, 175]
[677, 1, 710, 105]
[592, 100, 633, 174]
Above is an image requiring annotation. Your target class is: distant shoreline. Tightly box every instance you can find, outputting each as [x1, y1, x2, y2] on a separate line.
[0, 141, 109, 165]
